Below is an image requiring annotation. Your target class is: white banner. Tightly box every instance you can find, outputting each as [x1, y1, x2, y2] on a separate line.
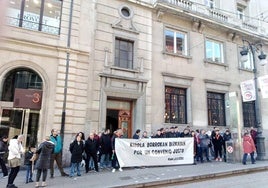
[259, 75, 268, 99]
[115, 138, 194, 167]
[240, 79, 256, 102]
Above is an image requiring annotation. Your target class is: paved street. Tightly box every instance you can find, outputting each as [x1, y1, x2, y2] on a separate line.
[1, 161, 268, 188]
[163, 171, 268, 188]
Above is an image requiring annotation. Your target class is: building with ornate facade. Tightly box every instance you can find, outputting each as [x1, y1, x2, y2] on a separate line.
[0, 0, 268, 162]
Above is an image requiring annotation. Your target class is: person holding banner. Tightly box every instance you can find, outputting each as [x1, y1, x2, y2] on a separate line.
[111, 129, 123, 173]
[132, 129, 141, 139]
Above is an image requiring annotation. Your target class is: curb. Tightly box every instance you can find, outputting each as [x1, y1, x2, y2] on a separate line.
[113, 165, 268, 188]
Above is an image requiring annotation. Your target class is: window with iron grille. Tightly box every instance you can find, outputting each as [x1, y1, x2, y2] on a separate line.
[164, 87, 187, 124]
[115, 38, 134, 69]
[242, 101, 256, 128]
[207, 92, 226, 126]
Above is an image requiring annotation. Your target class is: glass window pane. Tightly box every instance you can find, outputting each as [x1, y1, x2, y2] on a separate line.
[206, 40, 223, 63]
[165, 30, 174, 53]
[1, 69, 43, 101]
[114, 38, 133, 69]
[7, 0, 22, 27]
[176, 32, 184, 54]
[207, 92, 226, 126]
[206, 40, 213, 60]
[22, 0, 41, 31]
[165, 86, 187, 124]
[42, 0, 61, 34]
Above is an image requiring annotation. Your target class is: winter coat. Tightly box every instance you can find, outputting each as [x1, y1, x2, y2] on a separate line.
[85, 138, 99, 155]
[167, 132, 177, 138]
[223, 132, 232, 142]
[132, 134, 139, 139]
[69, 140, 84, 163]
[35, 141, 54, 169]
[50, 135, 62, 154]
[24, 151, 34, 165]
[8, 139, 24, 160]
[111, 134, 119, 151]
[243, 135, 256, 154]
[212, 134, 223, 148]
[198, 133, 210, 148]
[0, 140, 8, 158]
[100, 133, 112, 154]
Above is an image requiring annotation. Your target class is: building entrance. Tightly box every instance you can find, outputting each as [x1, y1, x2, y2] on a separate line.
[106, 100, 132, 138]
[0, 108, 39, 148]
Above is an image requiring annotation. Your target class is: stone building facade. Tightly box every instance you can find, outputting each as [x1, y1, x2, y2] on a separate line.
[0, 0, 268, 163]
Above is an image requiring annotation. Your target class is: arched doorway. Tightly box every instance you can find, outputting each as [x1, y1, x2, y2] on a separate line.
[0, 68, 43, 148]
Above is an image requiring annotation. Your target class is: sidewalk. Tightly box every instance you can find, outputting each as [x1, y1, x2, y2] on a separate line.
[1, 161, 268, 188]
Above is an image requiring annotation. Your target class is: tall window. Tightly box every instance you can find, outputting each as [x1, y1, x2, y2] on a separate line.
[205, 39, 224, 63]
[240, 50, 254, 70]
[1, 68, 43, 101]
[205, 0, 215, 9]
[242, 101, 256, 127]
[207, 92, 226, 126]
[165, 29, 188, 56]
[165, 87, 187, 124]
[115, 38, 134, 69]
[237, 4, 246, 21]
[6, 0, 62, 35]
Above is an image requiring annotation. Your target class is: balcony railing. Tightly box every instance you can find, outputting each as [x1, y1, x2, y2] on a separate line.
[6, 16, 60, 35]
[156, 0, 266, 36]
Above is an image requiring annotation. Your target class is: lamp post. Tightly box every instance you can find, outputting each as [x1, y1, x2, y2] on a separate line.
[240, 39, 267, 160]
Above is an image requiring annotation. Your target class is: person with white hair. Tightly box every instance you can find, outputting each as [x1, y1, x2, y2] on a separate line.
[6, 135, 25, 188]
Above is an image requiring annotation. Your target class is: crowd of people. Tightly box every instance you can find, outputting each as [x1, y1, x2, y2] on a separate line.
[0, 126, 258, 188]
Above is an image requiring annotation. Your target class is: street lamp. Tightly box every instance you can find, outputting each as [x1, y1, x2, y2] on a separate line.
[240, 39, 267, 160]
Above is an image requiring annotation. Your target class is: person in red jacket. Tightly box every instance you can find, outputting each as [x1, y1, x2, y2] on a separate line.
[242, 131, 256, 165]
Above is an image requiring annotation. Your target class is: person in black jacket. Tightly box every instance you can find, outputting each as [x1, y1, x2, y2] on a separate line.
[132, 129, 141, 139]
[223, 128, 232, 162]
[35, 136, 55, 187]
[99, 129, 112, 169]
[212, 129, 223, 161]
[85, 133, 99, 173]
[24, 146, 35, 183]
[69, 135, 84, 177]
[111, 128, 123, 173]
[0, 135, 8, 178]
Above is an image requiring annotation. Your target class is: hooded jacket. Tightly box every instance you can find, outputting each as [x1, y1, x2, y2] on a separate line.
[35, 141, 55, 169]
[243, 134, 256, 154]
[8, 138, 24, 160]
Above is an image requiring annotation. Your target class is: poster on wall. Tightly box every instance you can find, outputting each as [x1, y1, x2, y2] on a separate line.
[115, 138, 194, 167]
[258, 75, 268, 99]
[240, 79, 256, 102]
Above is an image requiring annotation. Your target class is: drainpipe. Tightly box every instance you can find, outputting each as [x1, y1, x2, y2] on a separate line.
[60, 0, 74, 148]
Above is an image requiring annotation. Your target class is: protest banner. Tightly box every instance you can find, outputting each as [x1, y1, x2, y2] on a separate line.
[115, 138, 194, 167]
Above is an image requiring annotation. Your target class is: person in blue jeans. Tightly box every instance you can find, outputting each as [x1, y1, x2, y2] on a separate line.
[69, 135, 84, 177]
[198, 130, 211, 163]
[24, 146, 35, 183]
[242, 131, 256, 165]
